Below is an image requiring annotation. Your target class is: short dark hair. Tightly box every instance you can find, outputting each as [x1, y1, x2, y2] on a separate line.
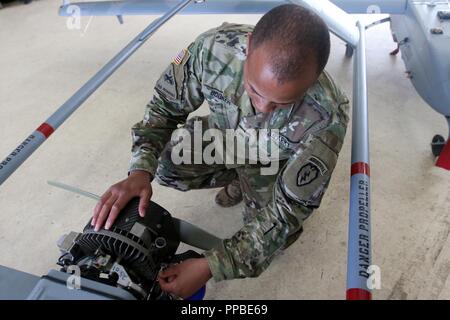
[251, 4, 331, 83]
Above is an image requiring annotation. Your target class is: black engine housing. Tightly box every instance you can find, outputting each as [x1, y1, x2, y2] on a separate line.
[57, 198, 194, 300]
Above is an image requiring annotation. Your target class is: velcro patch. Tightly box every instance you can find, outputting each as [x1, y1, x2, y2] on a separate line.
[156, 65, 178, 100]
[173, 48, 188, 65]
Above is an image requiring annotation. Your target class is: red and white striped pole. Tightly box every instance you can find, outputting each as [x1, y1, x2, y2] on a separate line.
[0, 0, 193, 186]
[346, 20, 372, 300]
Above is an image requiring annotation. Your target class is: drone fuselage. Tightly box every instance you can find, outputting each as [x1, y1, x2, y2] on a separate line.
[390, 2, 450, 121]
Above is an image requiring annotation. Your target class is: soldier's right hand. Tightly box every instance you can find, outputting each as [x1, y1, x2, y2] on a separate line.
[91, 170, 152, 231]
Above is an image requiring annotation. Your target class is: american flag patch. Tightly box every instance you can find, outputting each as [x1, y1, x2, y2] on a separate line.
[173, 49, 187, 65]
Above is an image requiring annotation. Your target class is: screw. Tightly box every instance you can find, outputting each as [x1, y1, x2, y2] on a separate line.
[155, 237, 166, 249]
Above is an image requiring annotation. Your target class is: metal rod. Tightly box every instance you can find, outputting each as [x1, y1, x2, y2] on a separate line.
[0, 0, 193, 186]
[47, 180, 101, 201]
[172, 218, 222, 250]
[346, 20, 372, 300]
[58, 0, 408, 17]
[59, 0, 288, 16]
[365, 17, 391, 30]
[290, 0, 359, 47]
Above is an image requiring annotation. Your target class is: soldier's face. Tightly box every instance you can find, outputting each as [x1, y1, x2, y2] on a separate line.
[244, 37, 319, 114]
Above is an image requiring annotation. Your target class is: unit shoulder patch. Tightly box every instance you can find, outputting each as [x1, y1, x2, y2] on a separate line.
[155, 65, 178, 100]
[281, 137, 338, 208]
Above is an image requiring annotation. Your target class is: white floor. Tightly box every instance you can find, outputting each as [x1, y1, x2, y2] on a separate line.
[0, 0, 449, 300]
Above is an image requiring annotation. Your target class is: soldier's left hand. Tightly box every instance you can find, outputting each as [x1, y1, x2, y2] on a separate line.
[158, 258, 212, 299]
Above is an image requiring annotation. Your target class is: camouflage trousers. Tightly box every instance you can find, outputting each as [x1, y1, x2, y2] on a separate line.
[154, 117, 285, 224]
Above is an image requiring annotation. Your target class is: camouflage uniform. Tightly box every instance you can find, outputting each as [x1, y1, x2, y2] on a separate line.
[129, 23, 350, 282]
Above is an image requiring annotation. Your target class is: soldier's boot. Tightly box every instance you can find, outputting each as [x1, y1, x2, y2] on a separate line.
[215, 178, 243, 207]
[282, 227, 304, 250]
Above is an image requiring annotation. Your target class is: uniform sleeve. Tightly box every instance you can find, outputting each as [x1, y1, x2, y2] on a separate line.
[128, 36, 207, 176]
[203, 92, 350, 281]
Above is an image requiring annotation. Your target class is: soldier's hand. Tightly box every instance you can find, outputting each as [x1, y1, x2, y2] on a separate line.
[158, 258, 212, 299]
[91, 170, 152, 231]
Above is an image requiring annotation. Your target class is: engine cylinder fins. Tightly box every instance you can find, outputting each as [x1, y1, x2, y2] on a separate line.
[80, 199, 179, 255]
[74, 199, 180, 282]
[75, 229, 157, 281]
[76, 230, 150, 258]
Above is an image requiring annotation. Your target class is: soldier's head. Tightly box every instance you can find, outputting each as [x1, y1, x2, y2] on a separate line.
[244, 4, 330, 113]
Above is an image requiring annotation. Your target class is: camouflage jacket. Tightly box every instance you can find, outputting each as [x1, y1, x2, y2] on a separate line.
[129, 23, 350, 282]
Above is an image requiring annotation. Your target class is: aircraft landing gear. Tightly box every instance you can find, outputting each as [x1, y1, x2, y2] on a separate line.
[434, 117, 450, 170]
[431, 135, 446, 157]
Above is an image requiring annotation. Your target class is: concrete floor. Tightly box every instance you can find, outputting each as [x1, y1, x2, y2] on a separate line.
[1, 0, 449, 300]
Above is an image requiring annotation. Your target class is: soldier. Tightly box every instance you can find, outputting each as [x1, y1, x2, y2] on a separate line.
[91, 4, 350, 298]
